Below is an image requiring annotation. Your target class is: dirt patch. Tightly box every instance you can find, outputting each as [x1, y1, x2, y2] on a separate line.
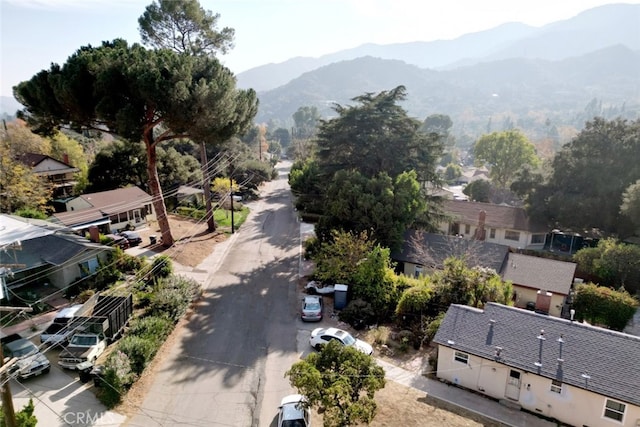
[135, 214, 228, 267]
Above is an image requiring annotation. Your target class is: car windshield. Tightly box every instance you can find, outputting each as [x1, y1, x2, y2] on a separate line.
[341, 333, 356, 346]
[71, 335, 98, 346]
[5, 341, 36, 357]
[281, 420, 306, 427]
[304, 301, 320, 310]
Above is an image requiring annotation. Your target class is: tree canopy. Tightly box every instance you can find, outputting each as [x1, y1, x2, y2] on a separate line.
[473, 129, 539, 189]
[316, 86, 442, 184]
[525, 117, 640, 235]
[139, 0, 234, 56]
[286, 340, 385, 427]
[14, 39, 257, 246]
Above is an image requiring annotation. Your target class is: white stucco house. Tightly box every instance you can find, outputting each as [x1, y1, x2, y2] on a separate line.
[433, 303, 640, 427]
[50, 186, 156, 234]
[441, 200, 549, 250]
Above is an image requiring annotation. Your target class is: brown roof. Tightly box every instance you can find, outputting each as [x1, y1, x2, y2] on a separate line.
[17, 152, 75, 169]
[78, 187, 152, 215]
[502, 253, 576, 295]
[51, 187, 152, 227]
[444, 200, 548, 233]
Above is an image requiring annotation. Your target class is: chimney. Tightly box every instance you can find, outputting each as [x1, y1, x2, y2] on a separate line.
[88, 226, 100, 243]
[475, 210, 486, 240]
[63, 153, 70, 164]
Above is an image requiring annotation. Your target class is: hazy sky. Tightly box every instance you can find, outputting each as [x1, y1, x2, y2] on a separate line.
[1, 0, 636, 97]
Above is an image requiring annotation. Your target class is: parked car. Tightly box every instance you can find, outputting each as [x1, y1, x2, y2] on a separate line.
[309, 327, 373, 355]
[40, 304, 85, 346]
[58, 333, 108, 370]
[301, 295, 323, 322]
[1, 334, 50, 379]
[118, 230, 142, 246]
[277, 394, 310, 427]
[104, 233, 129, 249]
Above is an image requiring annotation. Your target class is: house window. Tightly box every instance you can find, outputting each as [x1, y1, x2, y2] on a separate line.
[464, 224, 470, 234]
[79, 258, 99, 277]
[489, 228, 496, 239]
[603, 399, 626, 422]
[454, 351, 469, 364]
[550, 379, 562, 394]
[414, 266, 423, 278]
[505, 230, 520, 241]
[531, 234, 545, 244]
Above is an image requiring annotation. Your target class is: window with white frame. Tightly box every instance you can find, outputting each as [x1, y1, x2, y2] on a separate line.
[489, 228, 496, 239]
[505, 230, 520, 241]
[603, 399, 626, 422]
[550, 379, 562, 394]
[454, 351, 469, 364]
[464, 224, 470, 234]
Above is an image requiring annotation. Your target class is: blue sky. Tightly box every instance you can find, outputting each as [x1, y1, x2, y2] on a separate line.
[1, 0, 636, 97]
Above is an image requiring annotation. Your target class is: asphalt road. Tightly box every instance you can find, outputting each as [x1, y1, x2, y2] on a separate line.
[125, 162, 304, 427]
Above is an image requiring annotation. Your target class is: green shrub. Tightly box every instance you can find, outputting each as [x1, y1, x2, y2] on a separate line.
[149, 276, 201, 321]
[116, 335, 159, 375]
[151, 255, 173, 279]
[97, 350, 137, 408]
[338, 299, 376, 330]
[129, 315, 174, 344]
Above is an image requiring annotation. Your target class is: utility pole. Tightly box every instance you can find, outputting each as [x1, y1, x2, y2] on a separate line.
[0, 307, 29, 427]
[0, 344, 17, 427]
[229, 175, 235, 234]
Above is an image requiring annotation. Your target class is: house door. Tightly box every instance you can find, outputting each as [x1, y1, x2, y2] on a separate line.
[504, 369, 522, 401]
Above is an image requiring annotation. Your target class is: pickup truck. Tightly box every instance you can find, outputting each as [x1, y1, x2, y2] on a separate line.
[1, 334, 50, 379]
[58, 333, 107, 370]
[40, 304, 85, 346]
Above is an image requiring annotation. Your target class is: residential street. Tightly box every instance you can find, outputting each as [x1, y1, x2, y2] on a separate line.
[125, 162, 302, 426]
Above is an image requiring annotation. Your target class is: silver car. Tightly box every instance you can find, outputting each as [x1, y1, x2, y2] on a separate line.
[301, 295, 323, 322]
[277, 394, 310, 427]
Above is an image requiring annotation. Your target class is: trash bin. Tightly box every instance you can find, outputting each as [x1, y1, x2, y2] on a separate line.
[149, 235, 157, 245]
[334, 284, 348, 310]
[79, 368, 92, 384]
[91, 365, 105, 387]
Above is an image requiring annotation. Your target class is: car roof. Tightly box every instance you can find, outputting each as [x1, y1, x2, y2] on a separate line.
[280, 395, 307, 420]
[324, 327, 348, 338]
[55, 304, 84, 319]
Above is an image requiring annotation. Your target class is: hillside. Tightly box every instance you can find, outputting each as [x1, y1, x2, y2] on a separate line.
[238, 3, 640, 92]
[254, 46, 640, 143]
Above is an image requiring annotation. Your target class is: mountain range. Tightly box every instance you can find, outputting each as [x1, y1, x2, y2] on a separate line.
[239, 3, 640, 143]
[3, 3, 640, 146]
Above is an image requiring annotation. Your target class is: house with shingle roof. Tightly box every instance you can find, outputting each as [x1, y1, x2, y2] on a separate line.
[441, 200, 548, 250]
[391, 230, 509, 278]
[433, 303, 640, 427]
[50, 187, 155, 234]
[503, 253, 577, 317]
[0, 214, 109, 291]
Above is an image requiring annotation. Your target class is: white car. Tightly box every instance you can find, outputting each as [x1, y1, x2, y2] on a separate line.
[309, 327, 373, 355]
[277, 394, 310, 427]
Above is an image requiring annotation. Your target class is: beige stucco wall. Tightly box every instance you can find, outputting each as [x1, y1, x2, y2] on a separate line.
[513, 287, 565, 318]
[47, 249, 110, 289]
[438, 222, 545, 250]
[437, 346, 640, 427]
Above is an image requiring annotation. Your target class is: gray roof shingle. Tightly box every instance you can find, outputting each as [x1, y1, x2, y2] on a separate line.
[502, 253, 576, 296]
[391, 230, 510, 272]
[434, 303, 640, 406]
